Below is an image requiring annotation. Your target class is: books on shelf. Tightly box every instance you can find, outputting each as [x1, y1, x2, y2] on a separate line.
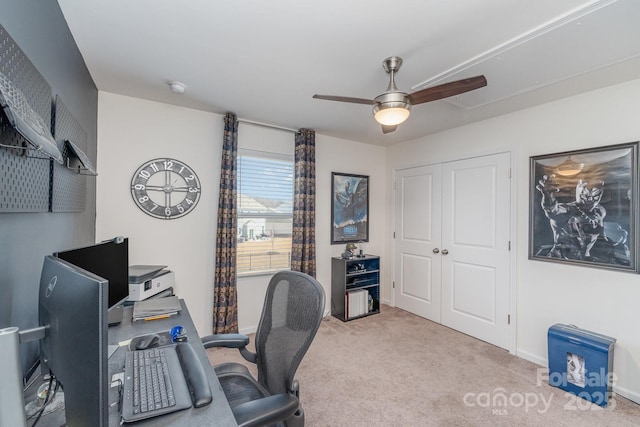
[346, 289, 369, 319]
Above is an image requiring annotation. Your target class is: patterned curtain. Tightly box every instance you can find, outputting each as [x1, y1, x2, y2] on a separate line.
[291, 128, 316, 277]
[213, 113, 239, 333]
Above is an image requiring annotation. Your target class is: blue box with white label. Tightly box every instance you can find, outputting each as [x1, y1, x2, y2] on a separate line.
[548, 324, 616, 406]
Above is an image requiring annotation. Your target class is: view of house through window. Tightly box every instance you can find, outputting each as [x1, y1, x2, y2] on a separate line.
[237, 149, 293, 274]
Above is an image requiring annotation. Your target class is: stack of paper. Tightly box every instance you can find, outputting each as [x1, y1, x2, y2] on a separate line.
[132, 295, 181, 321]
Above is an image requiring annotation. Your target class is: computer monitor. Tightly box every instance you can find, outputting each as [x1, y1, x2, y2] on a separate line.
[38, 255, 109, 426]
[54, 237, 129, 325]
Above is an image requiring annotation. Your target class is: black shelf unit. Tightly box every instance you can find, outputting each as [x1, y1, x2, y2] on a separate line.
[331, 255, 380, 321]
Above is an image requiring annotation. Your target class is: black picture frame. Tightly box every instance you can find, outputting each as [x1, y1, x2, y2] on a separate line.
[331, 172, 369, 244]
[529, 141, 639, 272]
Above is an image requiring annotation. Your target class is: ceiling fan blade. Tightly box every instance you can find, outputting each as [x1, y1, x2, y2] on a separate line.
[382, 125, 397, 134]
[313, 94, 374, 105]
[408, 75, 487, 105]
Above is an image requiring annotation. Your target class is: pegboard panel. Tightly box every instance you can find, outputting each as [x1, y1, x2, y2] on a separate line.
[0, 27, 51, 124]
[0, 24, 52, 213]
[51, 95, 89, 212]
[0, 110, 51, 211]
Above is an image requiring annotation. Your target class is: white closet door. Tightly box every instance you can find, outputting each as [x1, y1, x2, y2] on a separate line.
[393, 164, 442, 322]
[440, 152, 511, 350]
[393, 152, 512, 350]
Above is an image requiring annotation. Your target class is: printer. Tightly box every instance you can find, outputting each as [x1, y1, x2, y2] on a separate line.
[128, 265, 175, 301]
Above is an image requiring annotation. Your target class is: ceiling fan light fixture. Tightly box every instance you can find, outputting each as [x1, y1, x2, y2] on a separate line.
[373, 92, 411, 126]
[312, 56, 487, 134]
[374, 105, 410, 126]
[556, 156, 584, 176]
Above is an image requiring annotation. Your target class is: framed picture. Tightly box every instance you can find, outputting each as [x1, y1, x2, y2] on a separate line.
[529, 141, 639, 272]
[331, 172, 369, 244]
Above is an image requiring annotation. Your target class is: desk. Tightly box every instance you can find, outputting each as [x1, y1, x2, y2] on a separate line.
[107, 300, 237, 426]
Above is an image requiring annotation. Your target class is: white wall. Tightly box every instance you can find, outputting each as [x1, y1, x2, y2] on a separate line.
[96, 92, 222, 337]
[387, 78, 640, 403]
[96, 93, 389, 337]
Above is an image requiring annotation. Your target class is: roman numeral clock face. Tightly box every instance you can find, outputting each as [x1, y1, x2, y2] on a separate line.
[131, 158, 201, 219]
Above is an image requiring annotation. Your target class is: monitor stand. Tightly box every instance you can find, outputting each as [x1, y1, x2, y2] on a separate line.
[107, 305, 123, 327]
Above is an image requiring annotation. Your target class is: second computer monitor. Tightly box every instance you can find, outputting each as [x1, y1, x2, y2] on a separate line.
[54, 237, 129, 324]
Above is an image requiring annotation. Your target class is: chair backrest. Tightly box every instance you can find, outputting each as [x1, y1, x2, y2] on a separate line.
[254, 270, 326, 395]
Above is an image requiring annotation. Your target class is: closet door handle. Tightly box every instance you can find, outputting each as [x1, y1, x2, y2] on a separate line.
[441, 249, 449, 255]
[432, 248, 440, 254]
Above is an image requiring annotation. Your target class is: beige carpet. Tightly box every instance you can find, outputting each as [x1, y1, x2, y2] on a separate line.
[208, 305, 640, 426]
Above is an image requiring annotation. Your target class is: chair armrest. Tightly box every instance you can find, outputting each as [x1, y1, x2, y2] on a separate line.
[201, 333, 249, 349]
[232, 393, 299, 427]
[201, 334, 257, 363]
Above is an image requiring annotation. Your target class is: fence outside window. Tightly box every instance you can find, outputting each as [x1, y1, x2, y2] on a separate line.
[237, 249, 291, 273]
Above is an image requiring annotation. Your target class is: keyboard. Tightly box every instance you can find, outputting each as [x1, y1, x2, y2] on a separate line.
[121, 346, 193, 423]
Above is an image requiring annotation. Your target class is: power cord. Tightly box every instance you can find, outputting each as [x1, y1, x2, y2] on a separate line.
[27, 375, 59, 427]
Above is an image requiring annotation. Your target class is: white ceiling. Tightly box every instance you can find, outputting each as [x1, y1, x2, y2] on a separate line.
[57, 0, 640, 146]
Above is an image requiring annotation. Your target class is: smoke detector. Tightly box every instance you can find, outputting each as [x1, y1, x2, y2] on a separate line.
[168, 81, 186, 94]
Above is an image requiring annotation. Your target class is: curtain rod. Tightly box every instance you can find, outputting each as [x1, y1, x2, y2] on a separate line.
[237, 118, 298, 133]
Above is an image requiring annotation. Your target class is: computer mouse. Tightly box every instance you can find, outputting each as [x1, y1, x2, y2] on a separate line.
[135, 333, 160, 350]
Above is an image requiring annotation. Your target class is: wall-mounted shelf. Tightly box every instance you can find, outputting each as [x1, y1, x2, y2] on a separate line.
[65, 140, 97, 176]
[51, 95, 91, 212]
[0, 71, 62, 164]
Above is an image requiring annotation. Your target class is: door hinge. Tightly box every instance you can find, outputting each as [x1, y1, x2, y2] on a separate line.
[393, 281, 395, 289]
[508, 241, 511, 251]
[508, 314, 511, 325]
[508, 168, 512, 178]
[393, 231, 396, 238]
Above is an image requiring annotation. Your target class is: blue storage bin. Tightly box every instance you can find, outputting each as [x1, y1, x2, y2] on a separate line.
[548, 324, 616, 406]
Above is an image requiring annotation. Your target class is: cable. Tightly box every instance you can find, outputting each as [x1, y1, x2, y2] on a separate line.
[28, 375, 57, 427]
[110, 378, 123, 413]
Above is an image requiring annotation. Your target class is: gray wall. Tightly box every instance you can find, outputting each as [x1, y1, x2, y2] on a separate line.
[0, 0, 98, 377]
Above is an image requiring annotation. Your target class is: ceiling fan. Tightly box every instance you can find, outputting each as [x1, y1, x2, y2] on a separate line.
[313, 56, 487, 134]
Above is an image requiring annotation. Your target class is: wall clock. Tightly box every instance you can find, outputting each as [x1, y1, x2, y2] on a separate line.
[131, 158, 201, 219]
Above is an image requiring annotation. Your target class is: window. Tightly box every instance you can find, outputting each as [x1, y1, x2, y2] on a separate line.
[237, 149, 293, 275]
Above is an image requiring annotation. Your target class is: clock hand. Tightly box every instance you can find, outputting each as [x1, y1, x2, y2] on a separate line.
[170, 186, 192, 192]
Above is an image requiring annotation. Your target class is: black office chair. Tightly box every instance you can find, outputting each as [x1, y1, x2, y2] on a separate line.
[202, 270, 325, 427]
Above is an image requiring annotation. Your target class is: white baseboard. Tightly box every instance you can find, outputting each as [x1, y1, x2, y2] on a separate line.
[612, 385, 640, 404]
[239, 325, 257, 335]
[516, 348, 546, 367]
